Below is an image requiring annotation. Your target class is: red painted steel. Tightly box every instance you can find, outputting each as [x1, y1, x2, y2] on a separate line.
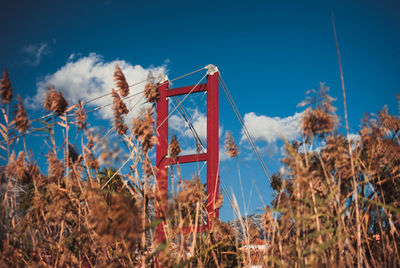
[206, 72, 219, 223]
[176, 225, 209, 234]
[165, 153, 207, 165]
[155, 71, 219, 241]
[165, 83, 207, 97]
[155, 80, 169, 242]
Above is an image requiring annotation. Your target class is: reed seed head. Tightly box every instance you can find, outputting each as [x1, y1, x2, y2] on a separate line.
[5, 151, 27, 182]
[132, 108, 156, 153]
[114, 64, 129, 97]
[43, 86, 69, 115]
[379, 106, 400, 132]
[0, 68, 13, 104]
[75, 101, 87, 130]
[169, 135, 181, 160]
[224, 131, 238, 158]
[144, 82, 159, 103]
[112, 89, 128, 135]
[84, 148, 99, 170]
[196, 141, 202, 153]
[177, 177, 205, 205]
[143, 155, 155, 178]
[15, 94, 30, 133]
[65, 144, 81, 166]
[301, 108, 335, 139]
[47, 151, 65, 180]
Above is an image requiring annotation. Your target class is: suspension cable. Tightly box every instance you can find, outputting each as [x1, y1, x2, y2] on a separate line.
[18, 66, 207, 127]
[156, 73, 207, 131]
[219, 72, 272, 184]
[4, 67, 208, 144]
[169, 97, 206, 153]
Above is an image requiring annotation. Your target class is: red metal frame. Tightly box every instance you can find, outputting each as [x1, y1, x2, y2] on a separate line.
[155, 72, 219, 242]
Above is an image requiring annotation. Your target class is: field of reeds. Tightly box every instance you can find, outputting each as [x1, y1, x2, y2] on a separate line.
[0, 66, 399, 267]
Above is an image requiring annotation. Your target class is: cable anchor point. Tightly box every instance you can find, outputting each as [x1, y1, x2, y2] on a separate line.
[205, 64, 219, 75]
[156, 73, 171, 85]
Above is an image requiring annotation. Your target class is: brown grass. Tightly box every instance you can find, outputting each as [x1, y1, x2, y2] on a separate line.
[0, 68, 399, 267]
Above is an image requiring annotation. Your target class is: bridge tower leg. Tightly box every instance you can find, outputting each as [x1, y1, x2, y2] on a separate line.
[155, 80, 169, 242]
[206, 71, 219, 223]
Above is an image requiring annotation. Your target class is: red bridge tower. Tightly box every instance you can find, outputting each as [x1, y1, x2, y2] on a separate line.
[155, 65, 219, 241]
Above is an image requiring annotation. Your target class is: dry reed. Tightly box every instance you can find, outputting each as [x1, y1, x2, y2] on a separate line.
[0, 68, 13, 104]
[43, 86, 68, 115]
[114, 64, 129, 97]
[1, 67, 399, 268]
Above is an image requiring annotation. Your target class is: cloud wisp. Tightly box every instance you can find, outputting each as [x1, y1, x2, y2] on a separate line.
[23, 42, 51, 66]
[27, 53, 167, 121]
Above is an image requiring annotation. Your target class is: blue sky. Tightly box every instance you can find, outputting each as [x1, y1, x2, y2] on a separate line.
[1, 0, 399, 220]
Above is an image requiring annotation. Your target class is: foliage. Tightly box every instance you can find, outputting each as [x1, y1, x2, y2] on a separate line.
[0, 68, 399, 267]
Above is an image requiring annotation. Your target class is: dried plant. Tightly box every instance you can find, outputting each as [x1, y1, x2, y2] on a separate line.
[83, 149, 99, 170]
[143, 155, 155, 178]
[47, 151, 65, 180]
[299, 82, 337, 140]
[301, 107, 335, 139]
[196, 141, 202, 153]
[87, 130, 95, 149]
[144, 82, 159, 103]
[114, 64, 129, 97]
[75, 101, 87, 130]
[224, 131, 238, 157]
[132, 108, 156, 153]
[65, 144, 81, 166]
[245, 219, 260, 242]
[14, 94, 30, 133]
[2, 64, 399, 268]
[176, 177, 205, 205]
[213, 221, 236, 242]
[0, 68, 13, 104]
[43, 86, 68, 115]
[111, 89, 128, 135]
[5, 151, 27, 182]
[169, 135, 181, 160]
[267, 90, 400, 267]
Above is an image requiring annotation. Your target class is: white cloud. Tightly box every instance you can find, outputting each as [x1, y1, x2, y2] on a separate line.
[27, 53, 167, 121]
[240, 112, 303, 157]
[348, 133, 360, 143]
[241, 112, 303, 144]
[23, 42, 50, 66]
